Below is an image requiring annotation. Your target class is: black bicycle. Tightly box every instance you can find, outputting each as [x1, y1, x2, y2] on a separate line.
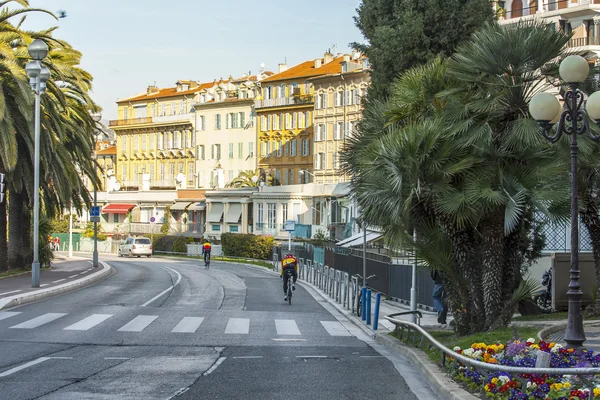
[351, 274, 377, 317]
[204, 252, 211, 269]
[285, 270, 294, 305]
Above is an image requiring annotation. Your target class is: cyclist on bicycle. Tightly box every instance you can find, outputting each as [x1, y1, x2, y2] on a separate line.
[201, 240, 211, 266]
[281, 253, 298, 301]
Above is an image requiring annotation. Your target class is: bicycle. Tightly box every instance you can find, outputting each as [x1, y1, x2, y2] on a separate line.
[351, 274, 376, 317]
[285, 269, 294, 305]
[204, 252, 211, 269]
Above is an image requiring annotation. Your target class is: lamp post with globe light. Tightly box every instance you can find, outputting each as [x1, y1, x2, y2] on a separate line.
[529, 55, 600, 348]
[91, 113, 102, 268]
[25, 39, 50, 288]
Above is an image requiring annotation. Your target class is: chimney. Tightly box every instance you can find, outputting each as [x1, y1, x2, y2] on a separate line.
[278, 63, 288, 73]
[189, 80, 199, 89]
[337, 52, 342, 57]
[314, 58, 322, 69]
[343, 54, 351, 62]
[323, 51, 334, 64]
[147, 84, 159, 95]
[176, 81, 183, 92]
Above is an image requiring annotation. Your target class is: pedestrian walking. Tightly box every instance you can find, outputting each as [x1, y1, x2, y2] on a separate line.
[431, 269, 448, 325]
[53, 236, 60, 251]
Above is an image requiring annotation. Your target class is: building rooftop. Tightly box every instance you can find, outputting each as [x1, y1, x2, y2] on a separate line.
[260, 53, 346, 83]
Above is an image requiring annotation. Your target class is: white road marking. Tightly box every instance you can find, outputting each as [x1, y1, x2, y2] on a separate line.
[0, 290, 21, 296]
[360, 356, 384, 358]
[271, 338, 307, 342]
[40, 284, 49, 287]
[224, 318, 249, 334]
[52, 279, 66, 283]
[64, 314, 113, 331]
[202, 357, 226, 376]
[104, 357, 130, 360]
[0, 311, 21, 321]
[0, 357, 71, 377]
[296, 356, 327, 359]
[171, 317, 204, 333]
[67, 275, 78, 279]
[232, 356, 263, 359]
[9, 313, 67, 329]
[320, 321, 352, 337]
[117, 315, 158, 332]
[79, 272, 87, 275]
[275, 319, 301, 335]
[141, 266, 182, 307]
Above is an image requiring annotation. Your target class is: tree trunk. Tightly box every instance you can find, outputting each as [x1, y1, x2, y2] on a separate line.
[8, 189, 26, 270]
[481, 214, 506, 329]
[581, 192, 600, 317]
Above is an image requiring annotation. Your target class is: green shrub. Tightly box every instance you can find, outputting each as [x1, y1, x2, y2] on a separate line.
[221, 233, 274, 260]
[82, 223, 107, 241]
[153, 235, 193, 253]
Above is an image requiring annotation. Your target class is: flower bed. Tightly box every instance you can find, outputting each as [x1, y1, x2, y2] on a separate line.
[450, 338, 600, 399]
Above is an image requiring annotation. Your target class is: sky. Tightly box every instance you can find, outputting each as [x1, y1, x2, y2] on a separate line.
[22, 0, 365, 121]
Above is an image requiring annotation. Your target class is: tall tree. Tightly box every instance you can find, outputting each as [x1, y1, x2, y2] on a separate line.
[352, 0, 494, 101]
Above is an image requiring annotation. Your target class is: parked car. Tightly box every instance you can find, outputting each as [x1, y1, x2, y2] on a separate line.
[119, 237, 152, 258]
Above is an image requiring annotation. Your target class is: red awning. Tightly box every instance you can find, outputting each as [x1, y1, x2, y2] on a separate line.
[102, 203, 135, 214]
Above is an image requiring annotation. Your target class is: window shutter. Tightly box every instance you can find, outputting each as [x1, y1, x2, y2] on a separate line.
[241, 112, 246, 127]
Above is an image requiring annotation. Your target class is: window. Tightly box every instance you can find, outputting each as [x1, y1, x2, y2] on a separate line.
[149, 133, 155, 150]
[261, 115, 267, 130]
[288, 169, 294, 185]
[134, 165, 139, 180]
[229, 225, 239, 233]
[141, 134, 147, 151]
[229, 143, 234, 159]
[266, 141, 271, 156]
[284, 141, 289, 156]
[178, 162, 184, 174]
[303, 139, 310, 156]
[282, 203, 288, 222]
[169, 163, 175, 179]
[268, 203, 277, 229]
[275, 170, 281, 185]
[212, 224, 221, 232]
[212, 144, 221, 160]
[238, 142, 243, 159]
[316, 124, 325, 141]
[257, 203, 264, 226]
[347, 121, 354, 137]
[313, 200, 323, 225]
[316, 152, 325, 170]
[167, 132, 173, 149]
[292, 113, 297, 129]
[316, 93, 327, 109]
[215, 114, 222, 130]
[277, 140, 282, 157]
[277, 84, 286, 98]
[188, 163, 194, 183]
[122, 107, 128, 120]
[333, 152, 340, 169]
[150, 163, 154, 180]
[303, 170, 310, 184]
[133, 135, 139, 151]
[260, 142, 266, 157]
[285, 113, 291, 129]
[122, 136, 127, 152]
[122, 165, 127, 180]
[187, 131, 193, 148]
[290, 139, 297, 156]
[335, 122, 344, 140]
[248, 142, 254, 157]
[174, 131, 180, 148]
[240, 112, 246, 128]
[200, 115, 206, 130]
[346, 90, 353, 105]
[114, 214, 119, 223]
[197, 145, 205, 160]
[335, 91, 344, 106]
[161, 104, 166, 116]
[305, 112, 311, 127]
[279, 113, 284, 130]
[283, 169, 288, 185]
[267, 115, 272, 130]
[160, 164, 165, 181]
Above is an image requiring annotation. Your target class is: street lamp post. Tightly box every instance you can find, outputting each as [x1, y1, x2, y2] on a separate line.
[91, 113, 102, 268]
[529, 55, 600, 348]
[25, 39, 50, 288]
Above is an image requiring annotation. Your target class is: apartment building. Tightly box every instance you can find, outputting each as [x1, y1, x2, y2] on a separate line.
[193, 72, 272, 189]
[255, 51, 346, 186]
[308, 53, 370, 184]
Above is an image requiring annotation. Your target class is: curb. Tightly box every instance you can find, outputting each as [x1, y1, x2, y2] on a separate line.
[0, 261, 113, 310]
[537, 320, 600, 342]
[375, 333, 479, 400]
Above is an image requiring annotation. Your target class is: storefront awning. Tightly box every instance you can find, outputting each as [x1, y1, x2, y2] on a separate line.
[170, 202, 191, 211]
[206, 203, 224, 222]
[224, 203, 242, 224]
[336, 230, 382, 248]
[102, 203, 135, 214]
[187, 202, 205, 211]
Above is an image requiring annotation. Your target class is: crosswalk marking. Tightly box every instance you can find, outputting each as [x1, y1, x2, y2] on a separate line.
[275, 319, 301, 335]
[117, 315, 158, 332]
[171, 317, 204, 333]
[320, 321, 352, 336]
[9, 313, 67, 329]
[0, 311, 21, 321]
[64, 314, 113, 331]
[225, 318, 249, 334]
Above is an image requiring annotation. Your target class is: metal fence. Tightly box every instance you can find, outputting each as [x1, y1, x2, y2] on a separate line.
[542, 221, 593, 252]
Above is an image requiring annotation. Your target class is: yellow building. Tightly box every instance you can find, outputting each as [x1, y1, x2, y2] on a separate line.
[110, 80, 211, 191]
[308, 53, 370, 184]
[255, 51, 346, 185]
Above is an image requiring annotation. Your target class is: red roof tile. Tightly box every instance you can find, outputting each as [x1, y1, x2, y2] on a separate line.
[261, 57, 345, 83]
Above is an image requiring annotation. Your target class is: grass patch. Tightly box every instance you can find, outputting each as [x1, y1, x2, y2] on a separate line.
[391, 326, 542, 363]
[513, 311, 600, 321]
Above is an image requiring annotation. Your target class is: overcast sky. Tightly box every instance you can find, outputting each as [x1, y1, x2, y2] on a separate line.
[23, 0, 364, 120]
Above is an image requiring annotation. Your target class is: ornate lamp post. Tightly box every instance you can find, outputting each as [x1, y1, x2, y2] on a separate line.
[529, 55, 600, 348]
[25, 39, 50, 288]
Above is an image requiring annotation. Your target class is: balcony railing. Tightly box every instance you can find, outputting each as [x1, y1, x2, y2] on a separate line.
[109, 117, 152, 127]
[568, 36, 600, 47]
[499, 0, 595, 20]
[152, 113, 194, 124]
[255, 222, 264, 230]
[255, 95, 314, 109]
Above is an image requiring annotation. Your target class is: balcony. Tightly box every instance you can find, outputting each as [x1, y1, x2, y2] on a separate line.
[109, 117, 152, 127]
[152, 113, 194, 125]
[255, 95, 314, 109]
[568, 36, 600, 48]
[499, 0, 599, 22]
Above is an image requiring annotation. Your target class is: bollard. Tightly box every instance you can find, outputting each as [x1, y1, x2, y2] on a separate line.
[361, 287, 367, 321]
[366, 290, 372, 325]
[373, 293, 381, 330]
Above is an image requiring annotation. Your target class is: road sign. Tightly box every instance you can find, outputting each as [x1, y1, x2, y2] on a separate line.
[90, 206, 101, 217]
[150, 216, 156, 223]
[284, 220, 295, 232]
[90, 216, 100, 223]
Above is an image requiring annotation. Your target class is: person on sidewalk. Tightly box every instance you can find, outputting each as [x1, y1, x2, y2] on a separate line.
[53, 236, 61, 251]
[431, 269, 448, 325]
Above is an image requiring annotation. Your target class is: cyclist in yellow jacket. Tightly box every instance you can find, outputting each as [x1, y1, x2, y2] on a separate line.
[281, 253, 298, 301]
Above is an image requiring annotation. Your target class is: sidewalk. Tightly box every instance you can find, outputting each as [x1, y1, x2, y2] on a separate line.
[0, 254, 112, 310]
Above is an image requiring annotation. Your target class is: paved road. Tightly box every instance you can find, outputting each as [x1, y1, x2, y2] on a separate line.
[0, 256, 437, 399]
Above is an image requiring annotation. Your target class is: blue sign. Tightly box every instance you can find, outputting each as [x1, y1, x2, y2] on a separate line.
[150, 216, 156, 223]
[90, 206, 101, 217]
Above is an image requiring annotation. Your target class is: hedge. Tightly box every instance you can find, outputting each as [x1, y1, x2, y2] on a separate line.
[152, 235, 193, 253]
[221, 233, 274, 260]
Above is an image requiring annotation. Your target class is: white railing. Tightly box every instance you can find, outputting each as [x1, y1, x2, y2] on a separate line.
[152, 113, 194, 124]
[255, 95, 314, 109]
[129, 223, 163, 235]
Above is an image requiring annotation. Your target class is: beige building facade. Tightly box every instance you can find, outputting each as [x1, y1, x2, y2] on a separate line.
[308, 57, 370, 184]
[204, 188, 256, 238]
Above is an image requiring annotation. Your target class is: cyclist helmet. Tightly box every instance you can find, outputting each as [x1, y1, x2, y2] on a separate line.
[285, 253, 294, 258]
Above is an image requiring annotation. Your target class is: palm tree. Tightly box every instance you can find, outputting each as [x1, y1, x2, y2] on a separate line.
[226, 169, 275, 188]
[345, 21, 572, 334]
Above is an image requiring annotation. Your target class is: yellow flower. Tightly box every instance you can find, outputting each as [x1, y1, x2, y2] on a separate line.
[594, 387, 600, 397]
[492, 378, 498, 384]
[563, 382, 571, 388]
